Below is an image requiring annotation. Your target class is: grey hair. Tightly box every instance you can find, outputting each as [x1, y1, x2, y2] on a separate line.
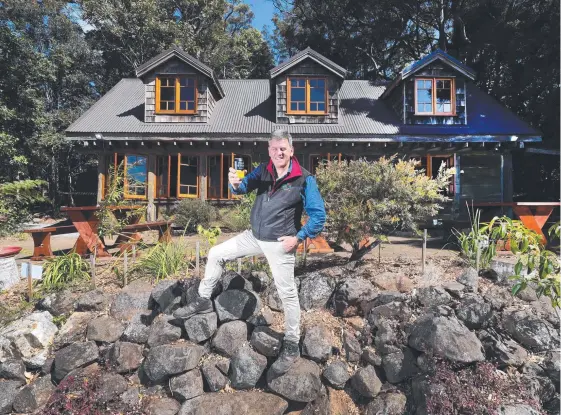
[269, 129, 293, 147]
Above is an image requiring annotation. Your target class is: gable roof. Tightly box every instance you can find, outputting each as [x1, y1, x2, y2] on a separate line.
[135, 46, 225, 98]
[65, 78, 541, 141]
[270, 47, 347, 79]
[381, 49, 476, 99]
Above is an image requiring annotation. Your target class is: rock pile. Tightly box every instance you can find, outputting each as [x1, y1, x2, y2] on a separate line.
[0, 265, 558, 414]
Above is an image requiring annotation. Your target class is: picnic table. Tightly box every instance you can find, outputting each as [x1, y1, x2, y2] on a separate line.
[471, 202, 560, 244]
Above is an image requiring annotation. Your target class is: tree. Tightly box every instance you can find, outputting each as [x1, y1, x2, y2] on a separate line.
[315, 156, 452, 261]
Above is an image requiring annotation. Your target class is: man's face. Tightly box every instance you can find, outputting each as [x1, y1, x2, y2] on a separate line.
[268, 138, 294, 170]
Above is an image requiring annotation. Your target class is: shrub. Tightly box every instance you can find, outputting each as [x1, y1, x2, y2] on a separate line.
[223, 191, 256, 231]
[315, 156, 452, 260]
[173, 198, 217, 232]
[136, 238, 191, 281]
[425, 360, 541, 415]
[452, 206, 496, 270]
[0, 179, 47, 236]
[40, 252, 90, 291]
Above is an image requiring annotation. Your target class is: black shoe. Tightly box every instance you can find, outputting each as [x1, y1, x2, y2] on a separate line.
[269, 340, 300, 377]
[173, 296, 213, 319]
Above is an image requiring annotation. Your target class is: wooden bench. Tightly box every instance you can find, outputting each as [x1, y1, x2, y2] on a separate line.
[24, 225, 78, 260]
[118, 220, 172, 253]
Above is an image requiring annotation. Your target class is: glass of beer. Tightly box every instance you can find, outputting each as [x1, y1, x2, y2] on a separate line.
[234, 158, 245, 178]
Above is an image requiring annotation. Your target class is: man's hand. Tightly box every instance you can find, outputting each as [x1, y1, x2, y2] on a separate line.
[228, 167, 246, 189]
[278, 236, 300, 253]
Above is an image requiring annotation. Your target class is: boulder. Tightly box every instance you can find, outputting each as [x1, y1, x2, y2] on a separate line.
[343, 331, 361, 363]
[0, 311, 58, 368]
[248, 271, 270, 292]
[151, 279, 182, 314]
[247, 307, 275, 327]
[416, 286, 452, 307]
[54, 311, 94, 347]
[0, 380, 21, 414]
[86, 316, 125, 343]
[456, 294, 493, 329]
[478, 330, 528, 368]
[12, 375, 55, 413]
[184, 312, 217, 343]
[367, 301, 412, 328]
[333, 277, 377, 316]
[498, 404, 541, 415]
[351, 365, 382, 398]
[178, 391, 287, 415]
[542, 349, 560, 387]
[0, 359, 26, 384]
[144, 397, 181, 415]
[214, 289, 261, 322]
[201, 360, 229, 391]
[170, 369, 204, 402]
[110, 280, 153, 320]
[267, 288, 283, 311]
[53, 341, 99, 382]
[298, 271, 335, 311]
[0, 338, 20, 363]
[382, 347, 418, 383]
[408, 313, 485, 363]
[362, 347, 382, 366]
[250, 326, 283, 357]
[322, 360, 350, 389]
[37, 290, 77, 316]
[302, 325, 332, 362]
[143, 343, 204, 384]
[374, 320, 400, 355]
[121, 309, 154, 344]
[211, 321, 248, 357]
[267, 358, 322, 402]
[221, 271, 253, 291]
[97, 373, 128, 403]
[457, 267, 478, 292]
[229, 344, 267, 389]
[365, 391, 407, 415]
[147, 315, 182, 348]
[483, 285, 513, 310]
[371, 272, 414, 293]
[108, 341, 144, 373]
[503, 310, 559, 352]
[75, 289, 109, 312]
[441, 281, 465, 298]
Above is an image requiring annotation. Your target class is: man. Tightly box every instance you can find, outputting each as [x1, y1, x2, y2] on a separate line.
[174, 129, 326, 376]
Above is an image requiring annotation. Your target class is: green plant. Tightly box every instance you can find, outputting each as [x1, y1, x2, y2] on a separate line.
[484, 216, 560, 309]
[135, 239, 192, 281]
[173, 199, 217, 232]
[451, 205, 496, 270]
[197, 225, 221, 247]
[315, 156, 452, 261]
[40, 252, 90, 291]
[96, 161, 146, 239]
[0, 179, 47, 236]
[226, 190, 256, 231]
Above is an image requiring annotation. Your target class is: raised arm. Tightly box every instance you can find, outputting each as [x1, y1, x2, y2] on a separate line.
[228, 163, 263, 195]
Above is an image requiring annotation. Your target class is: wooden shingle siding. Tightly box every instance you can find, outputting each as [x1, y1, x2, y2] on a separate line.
[275, 61, 340, 124]
[403, 62, 467, 125]
[143, 58, 211, 123]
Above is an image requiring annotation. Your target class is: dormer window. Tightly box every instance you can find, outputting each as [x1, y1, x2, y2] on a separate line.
[415, 78, 455, 115]
[287, 77, 327, 114]
[155, 76, 197, 114]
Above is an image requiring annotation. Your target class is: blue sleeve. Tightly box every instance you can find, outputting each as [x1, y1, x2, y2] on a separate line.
[296, 175, 326, 240]
[229, 164, 263, 195]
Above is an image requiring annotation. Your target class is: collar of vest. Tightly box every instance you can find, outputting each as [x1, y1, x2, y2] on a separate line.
[266, 156, 303, 183]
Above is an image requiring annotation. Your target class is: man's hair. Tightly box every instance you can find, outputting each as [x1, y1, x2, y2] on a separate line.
[269, 129, 293, 147]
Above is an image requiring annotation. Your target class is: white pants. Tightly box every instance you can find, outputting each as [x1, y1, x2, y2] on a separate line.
[199, 230, 300, 342]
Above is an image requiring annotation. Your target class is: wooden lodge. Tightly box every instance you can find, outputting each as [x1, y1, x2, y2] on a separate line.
[65, 46, 542, 224]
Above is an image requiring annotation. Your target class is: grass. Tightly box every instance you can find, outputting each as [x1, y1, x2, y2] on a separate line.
[135, 238, 192, 281]
[40, 252, 91, 291]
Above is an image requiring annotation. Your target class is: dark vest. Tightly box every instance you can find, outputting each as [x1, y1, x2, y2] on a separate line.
[250, 158, 310, 242]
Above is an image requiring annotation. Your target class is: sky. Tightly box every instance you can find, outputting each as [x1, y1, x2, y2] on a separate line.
[247, 0, 276, 31]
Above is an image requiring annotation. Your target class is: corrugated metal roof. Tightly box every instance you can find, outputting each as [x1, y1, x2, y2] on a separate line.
[65, 78, 541, 139]
[270, 47, 347, 79]
[402, 49, 477, 80]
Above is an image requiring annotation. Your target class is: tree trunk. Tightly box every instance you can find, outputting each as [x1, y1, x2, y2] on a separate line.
[349, 238, 382, 262]
[438, 0, 447, 51]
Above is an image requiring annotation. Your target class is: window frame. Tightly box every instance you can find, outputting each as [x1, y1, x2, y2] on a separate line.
[414, 78, 456, 116]
[206, 153, 252, 200]
[123, 154, 148, 200]
[177, 154, 200, 199]
[309, 153, 355, 174]
[155, 155, 171, 199]
[286, 76, 328, 115]
[155, 76, 198, 115]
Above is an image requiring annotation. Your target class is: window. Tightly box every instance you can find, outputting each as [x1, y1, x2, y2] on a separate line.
[124, 155, 148, 199]
[287, 77, 327, 114]
[207, 153, 251, 200]
[156, 76, 197, 114]
[156, 155, 170, 198]
[178, 155, 199, 198]
[415, 78, 455, 115]
[410, 155, 455, 196]
[310, 153, 354, 174]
